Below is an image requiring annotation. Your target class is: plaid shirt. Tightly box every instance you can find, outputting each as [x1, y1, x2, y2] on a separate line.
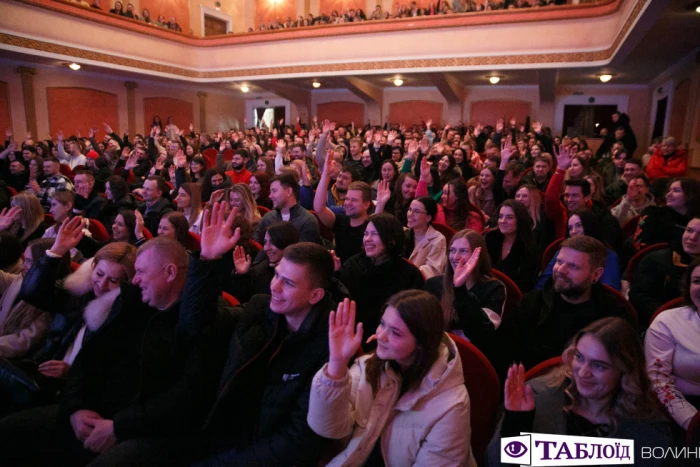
[38, 174, 73, 208]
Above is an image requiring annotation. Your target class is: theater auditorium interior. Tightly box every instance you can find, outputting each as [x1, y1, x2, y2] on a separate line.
[0, 0, 700, 465]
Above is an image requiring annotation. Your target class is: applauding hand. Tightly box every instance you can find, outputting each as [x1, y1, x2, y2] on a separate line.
[327, 299, 363, 379]
[233, 245, 252, 274]
[0, 206, 21, 231]
[453, 247, 481, 287]
[50, 216, 86, 256]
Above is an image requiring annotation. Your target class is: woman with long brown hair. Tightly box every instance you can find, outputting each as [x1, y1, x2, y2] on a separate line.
[488, 317, 672, 466]
[0, 194, 46, 247]
[308, 290, 476, 466]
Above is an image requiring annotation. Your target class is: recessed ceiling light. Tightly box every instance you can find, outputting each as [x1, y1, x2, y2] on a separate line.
[240, 85, 249, 93]
[598, 74, 613, 83]
[393, 78, 403, 87]
[488, 76, 500, 84]
[696, 5, 700, 13]
[68, 63, 81, 71]
[312, 81, 321, 88]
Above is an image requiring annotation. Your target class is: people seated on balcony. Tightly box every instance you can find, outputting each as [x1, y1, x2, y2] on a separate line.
[140, 8, 152, 24]
[108, 1, 123, 15]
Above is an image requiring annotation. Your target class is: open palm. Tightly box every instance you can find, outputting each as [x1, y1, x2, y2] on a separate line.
[504, 364, 535, 412]
[328, 299, 363, 366]
[200, 203, 241, 260]
[453, 247, 481, 287]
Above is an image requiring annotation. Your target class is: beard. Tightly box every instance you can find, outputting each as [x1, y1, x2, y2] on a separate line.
[231, 162, 244, 171]
[553, 273, 593, 301]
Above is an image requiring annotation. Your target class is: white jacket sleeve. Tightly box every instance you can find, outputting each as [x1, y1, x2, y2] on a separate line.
[307, 363, 358, 440]
[412, 391, 472, 466]
[645, 317, 698, 429]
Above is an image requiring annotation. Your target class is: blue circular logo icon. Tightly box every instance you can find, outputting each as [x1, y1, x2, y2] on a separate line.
[504, 441, 528, 458]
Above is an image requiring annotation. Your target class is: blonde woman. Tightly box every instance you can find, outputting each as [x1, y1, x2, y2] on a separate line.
[514, 184, 554, 247]
[174, 182, 203, 234]
[0, 194, 46, 247]
[227, 184, 261, 228]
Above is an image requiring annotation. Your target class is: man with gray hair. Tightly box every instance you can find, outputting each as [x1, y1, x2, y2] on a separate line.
[646, 136, 688, 183]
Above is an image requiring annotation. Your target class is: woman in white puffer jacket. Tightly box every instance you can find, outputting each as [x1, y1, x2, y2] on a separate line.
[308, 289, 477, 467]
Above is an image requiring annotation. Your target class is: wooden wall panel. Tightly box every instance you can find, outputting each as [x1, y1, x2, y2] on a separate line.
[470, 99, 532, 126]
[0, 82, 11, 136]
[317, 101, 365, 126]
[388, 100, 443, 126]
[143, 97, 194, 134]
[669, 79, 690, 142]
[47, 87, 118, 137]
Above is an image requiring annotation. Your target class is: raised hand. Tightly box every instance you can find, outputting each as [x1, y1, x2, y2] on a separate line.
[387, 130, 398, 145]
[322, 119, 334, 134]
[134, 210, 145, 240]
[406, 140, 418, 159]
[554, 144, 573, 171]
[419, 156, 432, 182]
[233, 245, 252, 274]
[75, 130, 82, 139]
[501, 138, 513, 164]
[426, 119, 432, 129]
[175, 150, 187, 168]
[504, 363, 535, 412]
[0, 206, 21, 231]
[419, 136, 429, 154]
[200, 203, 241, 260]
[496, 118, 504, 133]
[329, 250, 341, 272]
[322, 149, 335, 178]
[509, 117, 516, 127]
[27, 180, 40, 194]
[50, 216, 86, 256]
[103, 123, 113, 135]
[57, 130, 64, 142]
[210, 189, 226, 204]
[327, 299, 363, 379]
[276, 139, 286, 152]
[376, 179, 391, 208]
[154, 154, 166, 172]
[124, 152, 139, 171]
[453, 247, 481, 287]
[189, 122, 194, 133]
[4, 127, 12, 140]
[120, 147, 131, 160]
[88, 127, 95, 138]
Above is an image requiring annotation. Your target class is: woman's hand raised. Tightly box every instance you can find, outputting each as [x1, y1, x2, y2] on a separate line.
[453, 247, 481, 288]
[504, 363, 535, 412]
[50, 216, 86, 257]
[326, 299, 363, 379]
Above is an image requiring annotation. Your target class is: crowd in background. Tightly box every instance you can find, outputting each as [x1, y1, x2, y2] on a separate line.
[68, 0, 185, 33]
[0, 106, 698, 465]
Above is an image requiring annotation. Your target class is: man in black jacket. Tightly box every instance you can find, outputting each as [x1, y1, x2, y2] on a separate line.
[73, 170, 106, 220]
[137, 175, 174, 235]
[189, 204, 337, 465]
[0, 233, 222, 466]
[497, 236, 636, 376]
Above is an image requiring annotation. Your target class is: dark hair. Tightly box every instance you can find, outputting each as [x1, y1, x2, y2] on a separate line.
[504, 160, 524, 177]
[415, 196, 437, 224]
[625, 158, 643, 169]
[682, 256, 700, 310]
[115, 209, 137, 244]
[235, 149, 250, 160]
[266, 221, 301, 250]
[340, 166, 360, 182]
[74, 170, 95, 181]
[567, 209, 603, 242]
[365, 290, 446, 395]
[564, 178, 591, 197]
[107, 175, 128, 203]
[367, 213, 404, 258]
[0, 232, 23, 271]
[632, 174, 650, 188]
[444, 179, 484, 231]
[380, 160, 399, 183]
[282, 242, 334, 289]
[498, 199, 534, 245]
[29, 238, 70, 277]
[670, 178, 700, 218]
[271, 173, 300, 200]
[94, 156, 109, 169]
[190, 155, 207, 174]
[161, 212, 190, 247]
[201, 167, 229, 202]
[45, 156, 60, 165]
[560, 235, 607, 270]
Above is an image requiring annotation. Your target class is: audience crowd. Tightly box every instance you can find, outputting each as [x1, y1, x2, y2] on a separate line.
[0, 106, 697, 465]
[68, 0, 185, 33]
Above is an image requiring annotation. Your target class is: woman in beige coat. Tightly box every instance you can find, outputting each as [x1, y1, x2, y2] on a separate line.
[308, 290, 476, 467]
[0, 238, 67, 358]
[405, 196, 447, 279]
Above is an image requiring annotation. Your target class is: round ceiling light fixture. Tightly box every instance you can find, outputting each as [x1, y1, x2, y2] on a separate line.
[393, 78, 404, 86]
[488, 76, 501, 84]
[312, 81, 321, 88]
[68, 63, 81, 71]
[598, 74, 614, 83]
[240, 84, 250, 93]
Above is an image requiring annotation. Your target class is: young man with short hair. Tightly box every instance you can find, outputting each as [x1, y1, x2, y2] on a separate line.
[314, 151, 370, 262]
[610, 174, 655, 226]
[72, 170, 107, 220]
[254, 173, 321, 244]
[224, 150, 252, 185]
[28, 156, 74, 210]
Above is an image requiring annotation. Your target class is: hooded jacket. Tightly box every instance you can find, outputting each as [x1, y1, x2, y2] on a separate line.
[308, 335, 476, 467]
[646, 148, 687, 181]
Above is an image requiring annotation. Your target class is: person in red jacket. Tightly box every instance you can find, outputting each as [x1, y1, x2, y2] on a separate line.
[646, 136, 687, 181]
[224, 150, 252, 185]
